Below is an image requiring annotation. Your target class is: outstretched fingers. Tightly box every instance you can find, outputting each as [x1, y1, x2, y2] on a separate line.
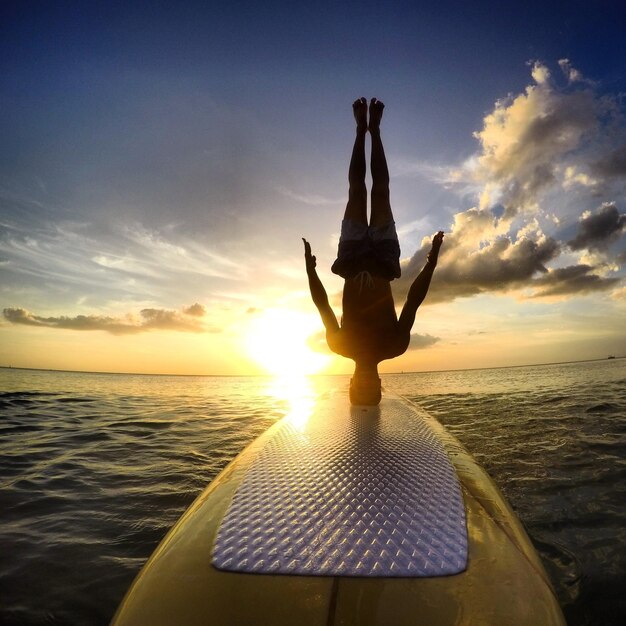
[302, 238, 316, 269]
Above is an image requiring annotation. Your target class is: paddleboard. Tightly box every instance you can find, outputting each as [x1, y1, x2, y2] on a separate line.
[111, 390, 566, 625]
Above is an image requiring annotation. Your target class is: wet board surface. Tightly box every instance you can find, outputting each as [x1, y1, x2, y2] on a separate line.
[212, 395, 468, 577]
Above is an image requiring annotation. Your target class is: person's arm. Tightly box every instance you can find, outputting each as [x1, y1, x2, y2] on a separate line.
[302, 238, 340, 333]
[398, 231, 444, 335]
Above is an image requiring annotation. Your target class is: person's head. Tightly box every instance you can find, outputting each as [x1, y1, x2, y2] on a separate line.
[349, 372, 382, 406]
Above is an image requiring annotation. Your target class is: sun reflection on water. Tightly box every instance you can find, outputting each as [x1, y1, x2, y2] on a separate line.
[266, 374, 317, 432]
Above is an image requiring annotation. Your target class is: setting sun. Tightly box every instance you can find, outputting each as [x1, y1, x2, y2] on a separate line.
[244, 309, 332, 376]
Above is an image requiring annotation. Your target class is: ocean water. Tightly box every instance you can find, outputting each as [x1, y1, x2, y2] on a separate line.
[1, 360, 624, 626]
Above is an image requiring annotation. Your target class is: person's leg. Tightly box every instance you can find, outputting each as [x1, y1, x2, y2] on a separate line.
[343, 98, 368, 226]
[369, 98, 393, 228]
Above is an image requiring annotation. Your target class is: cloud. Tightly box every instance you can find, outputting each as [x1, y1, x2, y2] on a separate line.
[392, 61, 625, 305]
[394, 207, 621, 304]
[568, 203, 626, 251]
[591, 146, 626, 179]
[529, 265, 621, 298]
[562, 165, 598, 190]
[530, 60, 550, 85]
[558, 58, 586, 85]
[3, 305, 212, 334]
[472, 60, 599, 213]
[183, 302, 206, 316]
[407, 333, 440, 350]
[394, 211, 561, 302]
[0, 216, 247, 314]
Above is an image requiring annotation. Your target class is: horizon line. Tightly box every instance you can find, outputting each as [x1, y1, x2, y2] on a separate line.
[1, 356, 623, 379]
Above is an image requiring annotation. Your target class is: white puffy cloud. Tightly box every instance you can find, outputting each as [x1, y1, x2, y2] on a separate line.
[472, 60, 599, 213]
[531, 61, 551, 85]
[394, 61, 625, 305]
[395, 216, 563, 302]
[558, 58, 585, 84]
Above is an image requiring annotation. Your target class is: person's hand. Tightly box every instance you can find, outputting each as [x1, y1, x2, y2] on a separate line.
[302, 238, 317, 271]
[427, 231, 444, 266]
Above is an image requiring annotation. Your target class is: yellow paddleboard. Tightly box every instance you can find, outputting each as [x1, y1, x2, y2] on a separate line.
[111, 391, 565, 626]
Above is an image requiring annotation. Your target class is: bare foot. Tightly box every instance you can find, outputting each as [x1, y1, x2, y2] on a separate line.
[427, 231, 444, 265]
[352, 97, 367, 132]
[369, 98, 385, 132]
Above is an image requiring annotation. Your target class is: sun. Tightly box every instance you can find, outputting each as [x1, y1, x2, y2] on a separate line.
[245, 308, 331, 376]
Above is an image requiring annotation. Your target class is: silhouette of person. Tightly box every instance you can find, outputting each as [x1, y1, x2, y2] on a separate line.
[303, 98, 444, 406]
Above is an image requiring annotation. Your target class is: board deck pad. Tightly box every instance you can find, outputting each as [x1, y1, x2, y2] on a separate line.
[212, 394, 468, 577]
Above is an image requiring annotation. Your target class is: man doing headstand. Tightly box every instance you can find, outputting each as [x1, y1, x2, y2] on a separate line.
[303, 98, 443, 406]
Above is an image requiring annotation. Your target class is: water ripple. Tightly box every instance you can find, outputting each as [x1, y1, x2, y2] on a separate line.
[1, 362, 625, 625]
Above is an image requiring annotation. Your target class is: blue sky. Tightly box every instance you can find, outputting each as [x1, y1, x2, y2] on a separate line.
[1, 0, 625, 374]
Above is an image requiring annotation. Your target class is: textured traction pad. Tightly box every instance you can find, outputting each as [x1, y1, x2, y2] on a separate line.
[212, 394, 468, 577]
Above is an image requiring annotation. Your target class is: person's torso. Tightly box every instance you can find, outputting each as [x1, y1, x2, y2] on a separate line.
[327, 274, 409, 363]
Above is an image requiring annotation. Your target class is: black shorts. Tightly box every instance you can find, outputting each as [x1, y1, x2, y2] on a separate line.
[331, 219, 401, 280]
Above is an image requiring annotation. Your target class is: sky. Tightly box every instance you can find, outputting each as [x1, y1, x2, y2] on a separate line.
[1, 0, 625, 376]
